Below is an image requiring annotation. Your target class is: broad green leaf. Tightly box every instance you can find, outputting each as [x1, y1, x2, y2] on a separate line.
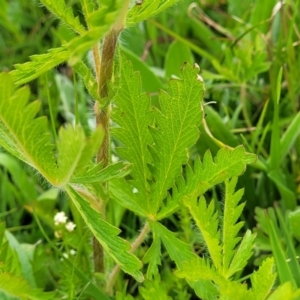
[184, 195, 222, 269]
[165, 41, 194, 79]
[40, 0, 86, 34]
[0, 273, 55, 300]
[66, 185, 143, 281]
[250, 257, 276, 300]
[5, 231, 36, 288]
[111, 57, 153, 211]
[151, 62, 204, 213]
[121, 47, 163, 93]
[126, 0, 179, 26]
[222, 177, 245, 277]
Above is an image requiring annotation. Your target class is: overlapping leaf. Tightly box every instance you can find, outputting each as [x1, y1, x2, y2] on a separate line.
[150, 62, 204, 213]
[111, 57, 153, 211]
[66, 185, 143, 281]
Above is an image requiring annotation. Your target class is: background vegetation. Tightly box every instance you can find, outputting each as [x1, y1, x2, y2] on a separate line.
[0, 0, 300, 299]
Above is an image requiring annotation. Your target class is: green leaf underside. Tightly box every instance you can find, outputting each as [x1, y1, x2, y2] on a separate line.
[157, 146, 256, 219]
[127, 0, 179, 26]
[66, 185, 143, 282]
[0, 273, 55, 300]
[0, 73, 103, 187]
[150, 62, 204, 213]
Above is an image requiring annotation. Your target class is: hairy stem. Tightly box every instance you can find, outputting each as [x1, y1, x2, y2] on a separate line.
[93, 29, 120, 274]
[93, 0, 130, 276]
[106, 222, 150, 294]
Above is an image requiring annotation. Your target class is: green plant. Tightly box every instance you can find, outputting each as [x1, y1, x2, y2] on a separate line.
[1, 0, 300, 299]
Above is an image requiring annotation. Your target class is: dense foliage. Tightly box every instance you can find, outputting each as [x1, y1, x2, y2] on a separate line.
[0, 0, 300, 299]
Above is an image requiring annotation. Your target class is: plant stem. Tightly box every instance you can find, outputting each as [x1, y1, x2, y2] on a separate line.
[106, 222, 150, 294]
[92, 0, 130, 276]
[93, 29, 120, 274]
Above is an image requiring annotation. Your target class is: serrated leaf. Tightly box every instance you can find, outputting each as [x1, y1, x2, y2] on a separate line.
[72, 162, 131, 184]
[10, 2, 125, 85]
[80, 0, 98, 21]
[127, 0, 179, 26]
[139, 279, 172, 300]
[66, 185, 143, 281]
[175, 257, 216, 282]
[250, 257, 276, 299]
[157, 146, 256, 220]
[184, 195, 222, 269]
[0, 74, 57, 181]
[10, 47, 70, 85]
[111, 57, 153, 211]
[227, 230, 255, 277]
[40, 0, 86, 34]
[0, 73, 103, 187]
[222, 177, 245, 277]
[143, 236, 161, 278]
[151, 62, 204, 213]
[0, 273, 55, 300]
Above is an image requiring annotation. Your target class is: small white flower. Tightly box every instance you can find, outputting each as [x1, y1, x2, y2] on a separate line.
[54, 212, 68, 225]
[63, 253, 69, 259]
[70, 249, 77, 256]
[65, 222, 76, 232]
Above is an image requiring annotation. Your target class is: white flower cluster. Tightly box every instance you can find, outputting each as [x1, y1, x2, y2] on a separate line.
[53, 211, 76, 233]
